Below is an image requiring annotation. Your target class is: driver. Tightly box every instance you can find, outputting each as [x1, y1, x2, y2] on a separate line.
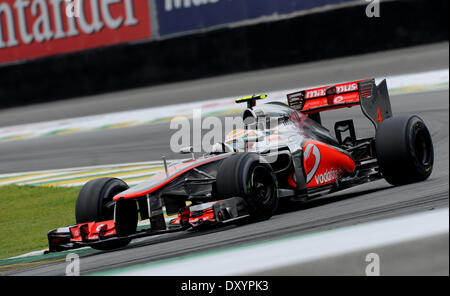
[211, 129, 263, 153]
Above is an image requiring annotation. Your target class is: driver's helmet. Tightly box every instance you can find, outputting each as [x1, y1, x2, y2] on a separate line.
[224, 129, 264, 152]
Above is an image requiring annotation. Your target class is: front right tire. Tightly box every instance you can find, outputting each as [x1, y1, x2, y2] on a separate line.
[216, 153, 278, 221]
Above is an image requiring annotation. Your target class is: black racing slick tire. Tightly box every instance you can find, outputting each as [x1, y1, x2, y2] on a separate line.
[75, 177, 138, 250]
[375, 115, 434, 186]
[216, 153, 278, 221]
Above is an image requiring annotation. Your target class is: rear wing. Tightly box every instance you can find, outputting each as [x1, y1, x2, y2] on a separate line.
[287, 79, 392, 128]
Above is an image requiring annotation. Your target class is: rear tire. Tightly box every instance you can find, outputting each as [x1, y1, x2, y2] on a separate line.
[216, 153, 278, 221]
[75, 178, 137, 250]
[375, 115, 434, 185]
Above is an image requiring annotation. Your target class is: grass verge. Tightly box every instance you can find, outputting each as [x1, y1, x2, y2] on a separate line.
[0, 185, 80, 259]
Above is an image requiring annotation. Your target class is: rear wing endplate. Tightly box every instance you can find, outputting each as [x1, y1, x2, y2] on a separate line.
[287, 79, 392, 128]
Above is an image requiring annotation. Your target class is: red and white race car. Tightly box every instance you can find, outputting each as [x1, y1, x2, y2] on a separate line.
[47, 78, 434, 252]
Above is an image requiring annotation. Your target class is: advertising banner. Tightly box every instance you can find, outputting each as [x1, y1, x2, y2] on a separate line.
[0, 0, 152, 64]
[156, 0, 356, 37]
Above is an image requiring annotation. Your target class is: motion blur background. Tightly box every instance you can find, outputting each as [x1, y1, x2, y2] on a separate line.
[0, 0, 448, 109]
[0, 0, 448, 276]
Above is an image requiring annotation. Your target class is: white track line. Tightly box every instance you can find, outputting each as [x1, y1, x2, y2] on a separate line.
[0, 160, 167, 178]
[103, 208, 448, 276]
[0, 69, 447, 141]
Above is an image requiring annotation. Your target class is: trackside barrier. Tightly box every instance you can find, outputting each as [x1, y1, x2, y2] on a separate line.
[0, 0, 448, 108]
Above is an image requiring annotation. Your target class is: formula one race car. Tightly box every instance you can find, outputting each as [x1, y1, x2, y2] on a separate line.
[47, 78, 434, 252]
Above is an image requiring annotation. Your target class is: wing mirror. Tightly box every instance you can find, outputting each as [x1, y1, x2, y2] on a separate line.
[180, 146, 193, 154]
[180, 146, 195, 159]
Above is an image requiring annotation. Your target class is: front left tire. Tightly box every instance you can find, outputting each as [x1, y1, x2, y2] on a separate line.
[75, 177, 137, 250]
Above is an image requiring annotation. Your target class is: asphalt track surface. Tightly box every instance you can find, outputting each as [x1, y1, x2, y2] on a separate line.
[0, 42, 448, 174]
[1, 43, 448, 275]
